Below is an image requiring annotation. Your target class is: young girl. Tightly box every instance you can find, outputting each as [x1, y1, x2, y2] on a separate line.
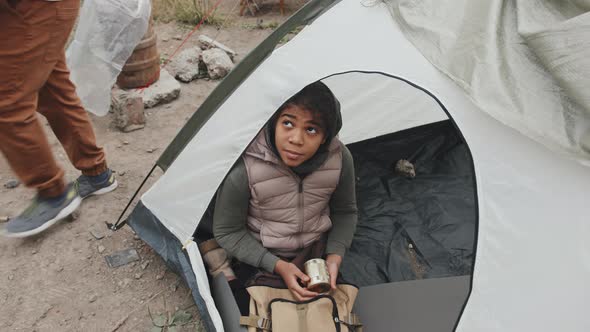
[204, 81, 357, 307]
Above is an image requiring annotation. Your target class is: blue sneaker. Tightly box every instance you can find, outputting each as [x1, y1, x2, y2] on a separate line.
[1, 183, 81, 238]
[75, 168, 118, 199]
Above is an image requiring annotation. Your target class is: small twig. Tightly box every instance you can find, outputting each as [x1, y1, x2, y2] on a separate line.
[182, 302, 197, 311]
[110, 289, 167, 332]
[164, 294, 171, 326]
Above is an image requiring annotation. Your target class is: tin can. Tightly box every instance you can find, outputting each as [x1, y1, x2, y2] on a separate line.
[304, 258, 331, 293]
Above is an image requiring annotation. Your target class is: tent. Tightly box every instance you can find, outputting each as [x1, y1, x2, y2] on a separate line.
[116, 0, 590, 331]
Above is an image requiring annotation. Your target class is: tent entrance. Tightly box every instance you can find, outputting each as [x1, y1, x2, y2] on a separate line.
[194, 120, 477, 287]
[341, 120, 477, 287]
[194, 72, 478, 287]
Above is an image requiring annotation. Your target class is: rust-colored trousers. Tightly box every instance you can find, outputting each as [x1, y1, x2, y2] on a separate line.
[0, 0, 107, 198]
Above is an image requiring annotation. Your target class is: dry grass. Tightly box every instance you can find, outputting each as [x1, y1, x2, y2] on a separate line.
[152, 0, 222, 25]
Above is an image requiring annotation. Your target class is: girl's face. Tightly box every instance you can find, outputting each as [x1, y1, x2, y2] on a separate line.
[274, 105, 326, 167]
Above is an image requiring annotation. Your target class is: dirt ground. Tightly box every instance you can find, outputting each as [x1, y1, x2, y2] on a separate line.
[0, 2, 305, 331]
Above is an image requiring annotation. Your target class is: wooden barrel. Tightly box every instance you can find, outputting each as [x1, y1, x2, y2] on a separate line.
[116, 21, 160, 89]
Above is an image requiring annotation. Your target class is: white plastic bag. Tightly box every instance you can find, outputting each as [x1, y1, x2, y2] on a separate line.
[66, 0, 151, 116]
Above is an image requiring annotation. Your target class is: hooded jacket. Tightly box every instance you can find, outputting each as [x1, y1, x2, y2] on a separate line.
[213, 85, 357, 273]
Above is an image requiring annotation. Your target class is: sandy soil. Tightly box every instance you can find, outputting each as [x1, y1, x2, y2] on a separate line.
[0, 2, 304, 331]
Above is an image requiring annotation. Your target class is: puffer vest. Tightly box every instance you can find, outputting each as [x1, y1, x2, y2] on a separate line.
[242, 131, 343, 257]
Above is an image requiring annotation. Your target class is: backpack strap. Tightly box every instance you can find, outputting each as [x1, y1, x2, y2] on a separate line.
[240, 315, 272, 330]
[336, 313, 363, 332]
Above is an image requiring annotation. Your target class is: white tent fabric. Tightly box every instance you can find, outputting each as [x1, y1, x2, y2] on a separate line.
[141, 0, 590, 331]
[385, 0, 590, 160]
[322, 72, 447, 144]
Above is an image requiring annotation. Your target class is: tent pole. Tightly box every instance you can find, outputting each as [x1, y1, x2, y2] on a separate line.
[107, 164, 158, 231]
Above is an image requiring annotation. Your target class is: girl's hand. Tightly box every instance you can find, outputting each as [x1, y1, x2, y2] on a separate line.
[326, 254, 342, 290]
[274, 260, 318, 301]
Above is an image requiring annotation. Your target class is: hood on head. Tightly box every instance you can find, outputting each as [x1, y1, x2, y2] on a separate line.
[265, 80, 342, 148]
[263, 80, 342, 176]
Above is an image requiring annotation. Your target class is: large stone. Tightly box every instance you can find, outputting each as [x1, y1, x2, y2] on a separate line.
[111, 90, 145, 132]
[198, 35, 237, 60]
[202, 48, 234, 80]
[168, 47, 203, 83]
[138, 69, 180, 108]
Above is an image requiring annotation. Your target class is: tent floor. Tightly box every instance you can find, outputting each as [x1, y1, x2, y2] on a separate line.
[342, 120, 476, 286]
[354, 276, 470, 332]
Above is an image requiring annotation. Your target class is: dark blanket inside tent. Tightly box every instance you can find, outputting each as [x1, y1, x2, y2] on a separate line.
[340, 120, 476, 287]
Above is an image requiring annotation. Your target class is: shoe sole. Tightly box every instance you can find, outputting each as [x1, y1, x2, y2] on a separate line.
[1, 196, 82, 238]
[81, 180, 118, 199]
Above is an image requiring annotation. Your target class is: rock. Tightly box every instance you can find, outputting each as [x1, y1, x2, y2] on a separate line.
[97, 245, 106, 254]
[133, 235, 140, 240]
[8, 275, 14, 280]
[88, 294, 97, 303]
[123, 141, 129, 145]
[137, 69, 181, 108]
[117, 278, 132, 288]
[156, 273, 165, 280]
[105, 248, 140, 268]
[89, 229, 105, 240]
[161, 37, 170, 42]
[117, 170, 126, 176]
[31, 249, 37, 255]
[202, 48, 234, 80]
[394, 159, 416, 178]
[134, 273, 142, 280]
[168, 47, 203, 83]
[173, 35, 182, 40]
[4, 179, 20, 189]
[70, 210, 80, 220]
[146, 147, 157, 153]
[111, 89, 146, 132]
[0, 216, 9, 223]
[198, 35, 237, 60]
[141, 261, 150, 270]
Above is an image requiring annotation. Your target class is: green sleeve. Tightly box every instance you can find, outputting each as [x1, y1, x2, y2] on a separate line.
[213, 159, 280, 273]
[326, 144, 358, 257]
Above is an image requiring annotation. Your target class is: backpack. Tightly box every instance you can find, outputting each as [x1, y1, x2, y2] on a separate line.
[240, 283, 362, 332]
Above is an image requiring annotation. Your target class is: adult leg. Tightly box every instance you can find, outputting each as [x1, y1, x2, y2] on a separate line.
[36, 0, 116, 199]
[0, 0, 81, 237]
[0, 0, 66, 198]
[38, 54, 107, 177]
